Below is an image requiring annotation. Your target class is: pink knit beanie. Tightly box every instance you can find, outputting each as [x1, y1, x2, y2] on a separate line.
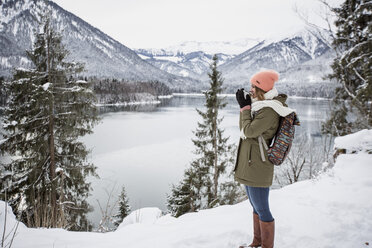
[250, 70, 279, 92]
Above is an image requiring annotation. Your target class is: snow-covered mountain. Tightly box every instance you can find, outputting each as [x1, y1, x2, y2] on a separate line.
[138, 38, 261, 56]
[219, 27, 334, 87]
[0, 0, 198, 89]
[135, 27, 335, 92]
[134, 38, 261, 80]
[135, 49, 234, 80]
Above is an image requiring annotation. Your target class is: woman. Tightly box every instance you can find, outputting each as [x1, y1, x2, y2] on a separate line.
[234, 70, 294, 248]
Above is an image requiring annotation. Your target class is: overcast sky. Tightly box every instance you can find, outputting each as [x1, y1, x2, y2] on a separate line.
[52, 0, 343, 49]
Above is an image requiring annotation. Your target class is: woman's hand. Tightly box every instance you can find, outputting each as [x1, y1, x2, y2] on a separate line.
[236, 88, 252, 108]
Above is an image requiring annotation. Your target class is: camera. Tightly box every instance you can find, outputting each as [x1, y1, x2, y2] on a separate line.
[243, 89, 250, 98]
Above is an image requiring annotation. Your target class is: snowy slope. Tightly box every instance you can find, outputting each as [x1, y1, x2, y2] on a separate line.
[0, 0, 198, 89]
[219, 26, 334, 86]
[1, 129, 372, 248]
[138, 38, 261, 56]
[135, 27, 335, 89]
[135, 49, 234, 80]
[279, 49, 335, 84]
[134, 38, 260, 80]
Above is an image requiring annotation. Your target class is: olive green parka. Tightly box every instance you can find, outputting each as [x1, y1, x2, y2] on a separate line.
[234, 95, 288, 187]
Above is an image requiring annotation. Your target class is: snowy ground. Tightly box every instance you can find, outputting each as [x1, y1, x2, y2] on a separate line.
[1, 130, 372, 248]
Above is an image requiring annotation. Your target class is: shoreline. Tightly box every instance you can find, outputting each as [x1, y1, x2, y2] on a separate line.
[95, 100, 161, 107]
[173, 92, 332, 100]
[95, 94, 174, 106]
[0, 93, 333, 110]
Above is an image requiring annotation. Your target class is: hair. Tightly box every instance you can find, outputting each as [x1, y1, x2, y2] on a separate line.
[256, 87, 266, 101]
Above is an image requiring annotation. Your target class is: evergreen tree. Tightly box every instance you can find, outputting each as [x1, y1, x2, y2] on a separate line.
[0, 17, 99, 230]
[166, 164, 203, 217]
[113, 186, 131, 227]
[167, 55, 240, 216]
[167, 179, 192, 218]
[322, 0, 372, 135]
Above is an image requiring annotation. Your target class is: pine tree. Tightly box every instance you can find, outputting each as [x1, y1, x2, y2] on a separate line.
[113, 186, 131, 228]
[0, 16, 99, 230]
[322, 0, 372, 135]
[166, 165, 203, 217]
[167, 180, 192, 218]
[195, 54, 236, 207]
[167, 55, 239, 216]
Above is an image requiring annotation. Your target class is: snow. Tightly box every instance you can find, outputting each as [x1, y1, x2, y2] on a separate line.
[0, 138, 8, 145]
[42, 82, 51, 91]
[12, 21, 19, 36]
[91, 36, 117, 59]
[173, 92, 204, 97]
[157, 95, 173, 99]
[249, 26, 331, 61]
[0, 0, 33, 25]
[307, 75, 318, 83]
[154, 55, 182, 63]
[3, 120, 18, 128]
[76, 80, 88, 84]
[95, 100, 161, 107]
[96, 43, 113, 59]
[1, 130, 372, 247]
[0, 57, 12, 68]
[117, 208, 163, 229]
[20, 56, 31, 66]
[0, 201, 26, 235]
[137, 53, 151, 60]
[334, 129, 372, 152]
[138, 38, 261, 56]
[179, 69, 189, 77]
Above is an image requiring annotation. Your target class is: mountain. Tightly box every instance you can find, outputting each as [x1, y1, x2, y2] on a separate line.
[135, 49, 234, 80]
[0, 0, 198, 89]
[219, 27, 335, 87]
[138, 38, 261, 56]
[135, 28, 336, 95]
[134, 38, 261, 81]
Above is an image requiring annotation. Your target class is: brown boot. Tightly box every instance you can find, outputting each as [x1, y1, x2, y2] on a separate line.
[259, 220, 275, 248]
[248, 213, 261, 247]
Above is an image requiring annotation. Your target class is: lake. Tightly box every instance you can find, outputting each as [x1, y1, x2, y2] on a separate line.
[82, 94, 331, 227]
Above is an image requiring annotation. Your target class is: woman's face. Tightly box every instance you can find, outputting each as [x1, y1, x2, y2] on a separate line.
[249, 84, 257, 98]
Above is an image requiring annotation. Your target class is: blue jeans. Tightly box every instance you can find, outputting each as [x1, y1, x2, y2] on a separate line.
[245, 185, 274, 222]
